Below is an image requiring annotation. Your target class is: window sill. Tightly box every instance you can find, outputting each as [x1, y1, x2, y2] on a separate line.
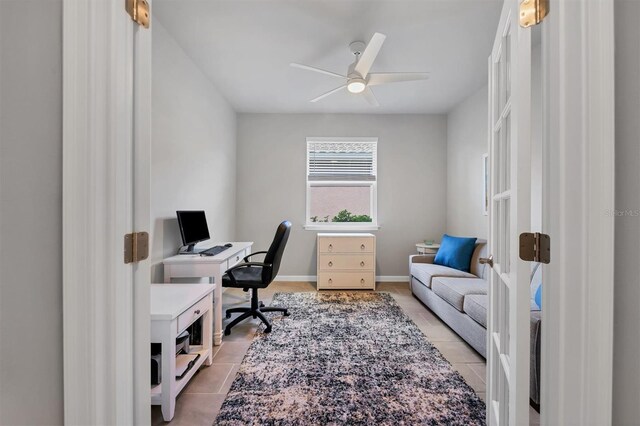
[303, 224, 381, 231]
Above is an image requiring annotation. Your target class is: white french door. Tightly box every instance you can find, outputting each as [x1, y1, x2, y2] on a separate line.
[486, 0, 531, 424]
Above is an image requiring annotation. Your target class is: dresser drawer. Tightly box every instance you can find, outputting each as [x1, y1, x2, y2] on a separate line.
[317, 272, 375, 289]
[177, 294, 211, 333]
[318, 237, 375, 254]
[318, 254, 374, 271]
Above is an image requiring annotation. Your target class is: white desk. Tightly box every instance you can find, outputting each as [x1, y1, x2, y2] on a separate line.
[163, 242, 254, 345]
[150, 284, 214, 421]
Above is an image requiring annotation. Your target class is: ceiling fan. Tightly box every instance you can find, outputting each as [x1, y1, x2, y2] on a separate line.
[290, 32, 430, 106]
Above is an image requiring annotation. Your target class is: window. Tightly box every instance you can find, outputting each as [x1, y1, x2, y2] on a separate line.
[305, 137, 378, 229]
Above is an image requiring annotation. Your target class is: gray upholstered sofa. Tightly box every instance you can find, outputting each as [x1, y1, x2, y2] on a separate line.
[409, 240, 542, 406]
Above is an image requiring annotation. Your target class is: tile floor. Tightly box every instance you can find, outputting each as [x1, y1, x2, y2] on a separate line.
[151, 282, 540, 425]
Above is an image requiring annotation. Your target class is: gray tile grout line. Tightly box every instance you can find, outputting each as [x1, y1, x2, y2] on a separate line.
[216, 364, 237, 394]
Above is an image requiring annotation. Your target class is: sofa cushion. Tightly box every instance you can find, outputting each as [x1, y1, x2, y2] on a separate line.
[431, 277, 488, 312]
[434, 234, 478, 272]
[464, 294, 488, 328]
[411, 263, 476, 289]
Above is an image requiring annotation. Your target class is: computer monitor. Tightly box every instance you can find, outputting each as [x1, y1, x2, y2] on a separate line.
[176, 210, 210, 253]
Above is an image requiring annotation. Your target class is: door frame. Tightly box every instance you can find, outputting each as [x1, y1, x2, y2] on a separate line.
[541, 0, 615, 424]
[61, 0, 615, 423]
[62, 0, 151, 424]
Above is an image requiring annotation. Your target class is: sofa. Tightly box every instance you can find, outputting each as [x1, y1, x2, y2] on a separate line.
[409, 240, 542, 406]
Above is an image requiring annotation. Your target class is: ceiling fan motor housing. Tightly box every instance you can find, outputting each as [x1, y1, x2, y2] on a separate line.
[347, 62, 363, 79]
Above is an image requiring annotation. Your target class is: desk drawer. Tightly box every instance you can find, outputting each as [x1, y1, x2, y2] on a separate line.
[317, 272, 375, 290]
[226, 250, 245, 269]
[318, 237, 374, 254]
[318, 254, 374, 271]
[177, 294, 210, 333]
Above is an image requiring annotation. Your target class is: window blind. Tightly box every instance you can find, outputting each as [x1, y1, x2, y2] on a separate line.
[307, 141, 377, 182]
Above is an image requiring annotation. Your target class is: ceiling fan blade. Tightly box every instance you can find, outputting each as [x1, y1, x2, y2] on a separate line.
[290, 63, 347, 79]
[362, 87, 379, 107]
[367, 72, 430, 86]
[310, 85, 347, 103]
[354, 32, 386, 78]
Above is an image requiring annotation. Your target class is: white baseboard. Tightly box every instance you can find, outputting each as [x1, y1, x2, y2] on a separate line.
[274, 275, 317, 282]
[275, 275, 410, 283]
[376, 276, 410, 282]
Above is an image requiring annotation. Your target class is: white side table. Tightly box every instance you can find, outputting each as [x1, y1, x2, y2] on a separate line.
[150, 284, 214, 421]
[415, 243, 440, 254]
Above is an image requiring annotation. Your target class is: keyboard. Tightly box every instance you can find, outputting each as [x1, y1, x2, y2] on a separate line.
[200, 245, 229, 256]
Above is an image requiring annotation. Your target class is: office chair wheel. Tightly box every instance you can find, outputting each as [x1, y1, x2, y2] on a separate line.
[224, 327, 231, 336]
[260, 301, 265, 308]
[226, 312, 231, 319]
[283, 310, 290, 317]
[264, 326, 272, 333]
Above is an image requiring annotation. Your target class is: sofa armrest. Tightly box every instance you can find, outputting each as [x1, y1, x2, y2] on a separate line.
[410, 254, 436, 264]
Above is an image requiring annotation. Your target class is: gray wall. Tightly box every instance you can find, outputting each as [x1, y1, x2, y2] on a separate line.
[613, 1, 640, 423]
[151, 21, 237, 281]
[445, 85, 489, 239]
[0, 1, 64, 424]
[236, 113, 447, 277]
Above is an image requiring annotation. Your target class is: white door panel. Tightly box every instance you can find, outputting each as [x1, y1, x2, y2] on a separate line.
[487, 1, 531, 424]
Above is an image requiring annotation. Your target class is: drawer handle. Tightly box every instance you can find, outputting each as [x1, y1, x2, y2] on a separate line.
[360, 261, 365, 267]
[194, 309, 201, 315]
[236, 256, 240, 261]
[328, 244, 333, 251]
[361, 244, 365, 250]
[360, 278, 365, 284]
[328, 261, 333, 267]
[328, 278, 333, 284]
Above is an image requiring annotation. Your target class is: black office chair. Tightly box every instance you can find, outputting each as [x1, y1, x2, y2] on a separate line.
[222, 220, 291, 335]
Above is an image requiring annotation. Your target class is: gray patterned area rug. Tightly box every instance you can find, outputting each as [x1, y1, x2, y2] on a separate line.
[215, 292, 486, 425]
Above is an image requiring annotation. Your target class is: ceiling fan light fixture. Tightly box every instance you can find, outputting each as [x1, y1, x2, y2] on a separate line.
[347, 78, 366, 94]
[291, 32, 430, 106]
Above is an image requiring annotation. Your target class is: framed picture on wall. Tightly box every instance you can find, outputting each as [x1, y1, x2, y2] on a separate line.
[482, 153, 489, 216]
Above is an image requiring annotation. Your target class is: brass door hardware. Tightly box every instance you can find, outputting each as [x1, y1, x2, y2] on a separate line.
[519, 0, 549, 28]
[519, 232, 551, 263]
[124, 232, 149, 264]
[126, 0, 150, 28]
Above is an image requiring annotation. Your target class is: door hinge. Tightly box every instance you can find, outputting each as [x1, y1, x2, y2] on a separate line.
[519, 232, 550, 264]
[126, 0, 150, 29]
[519, 0, 549, 28]
[124, 232, 149, 264]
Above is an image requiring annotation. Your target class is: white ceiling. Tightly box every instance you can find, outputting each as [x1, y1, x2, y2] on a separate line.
[153, 0, 502, 114]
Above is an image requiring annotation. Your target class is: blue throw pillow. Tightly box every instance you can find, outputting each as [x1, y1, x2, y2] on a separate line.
[534, 284, 542, 309]
[434, 234, 478, 272]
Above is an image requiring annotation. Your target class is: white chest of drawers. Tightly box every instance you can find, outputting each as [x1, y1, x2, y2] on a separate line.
[316, 233, 376, 290]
